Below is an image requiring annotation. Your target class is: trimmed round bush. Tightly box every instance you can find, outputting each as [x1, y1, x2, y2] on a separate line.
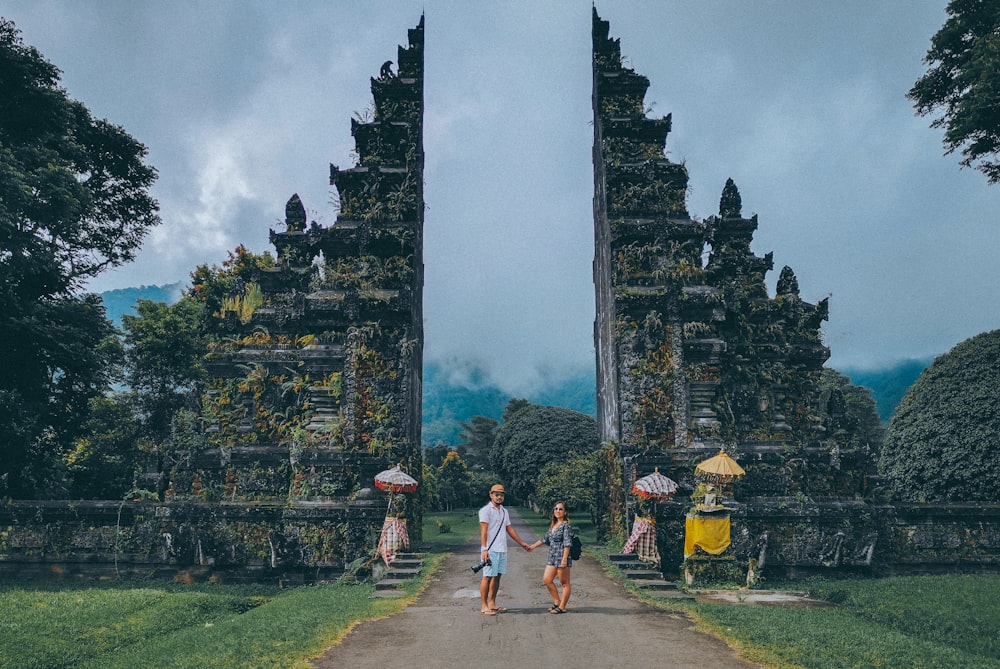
[879, 330, 1000, 502]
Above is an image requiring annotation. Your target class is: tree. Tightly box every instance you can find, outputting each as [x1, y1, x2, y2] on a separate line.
[502, 398, 530, 422]
[62, 394, 140, 499]
[122, 297, 207, 444]
[423, 443, 453, 469]
[535, 451, 600, 525]
[437, 451, 473, 510]
[821, 368, 885, 456]
[879, 329, 1000, 502]
[909, 0, 1000, 183]
[489, 403, 600, 501]
[456, 415, 498, 470]
[0, 20, 159, 497]
[188, 245, 275, 320]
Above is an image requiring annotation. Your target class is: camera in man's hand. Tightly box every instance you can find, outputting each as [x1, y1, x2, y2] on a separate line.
[470, 557, 491, 573]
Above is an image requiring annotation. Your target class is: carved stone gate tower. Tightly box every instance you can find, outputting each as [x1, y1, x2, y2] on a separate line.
[592, 9, 876, 575]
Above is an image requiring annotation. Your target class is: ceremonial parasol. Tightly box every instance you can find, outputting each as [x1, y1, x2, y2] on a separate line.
[374, 465, 418, 493]
[632, 468, 678, 500]
[694, 451, 746, 483]
[373, 465, 418, 566]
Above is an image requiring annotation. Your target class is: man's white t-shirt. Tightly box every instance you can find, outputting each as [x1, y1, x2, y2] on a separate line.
[478, 503, 510, 553]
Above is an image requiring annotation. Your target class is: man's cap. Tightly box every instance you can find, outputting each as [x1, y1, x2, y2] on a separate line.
[490, 484, 506, 494]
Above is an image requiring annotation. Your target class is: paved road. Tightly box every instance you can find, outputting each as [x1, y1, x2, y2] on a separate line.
[311, 507, 761, 669]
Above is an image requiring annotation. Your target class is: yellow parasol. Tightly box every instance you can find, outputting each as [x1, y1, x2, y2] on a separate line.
[694, 450, 746, 483]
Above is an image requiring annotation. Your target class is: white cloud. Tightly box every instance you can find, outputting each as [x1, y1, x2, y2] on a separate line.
[9, 0, 1000, 388]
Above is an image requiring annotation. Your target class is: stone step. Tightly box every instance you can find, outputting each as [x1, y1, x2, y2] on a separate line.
[635, 579, 677, 591]
[388, 558, 422, 568]
[373, 552, 425, 594]
[609, 558, 654, 569]
[375, 577, 413, 590]
[607, 553, 653, 564]
[623, 569, 666, 580]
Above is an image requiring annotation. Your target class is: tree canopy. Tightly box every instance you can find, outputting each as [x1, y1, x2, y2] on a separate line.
[909, 0, 1000, 183]
[489, 402, 599, 500]
[879, 329, 1000, 502]
[0, 19, 159, 497]
[122, 297, 207, 444]
[455, 415, 498, 470]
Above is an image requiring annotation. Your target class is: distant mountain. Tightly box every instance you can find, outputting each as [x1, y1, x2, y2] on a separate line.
[421, 362, 596, 446]
[99, 282, 184, 326]
[838, 358, 933, 422]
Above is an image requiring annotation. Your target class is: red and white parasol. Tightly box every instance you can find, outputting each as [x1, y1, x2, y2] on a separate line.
[632, 468, 678, 500]
[374, 465, 417, 566]
[374, 465, 418, 493]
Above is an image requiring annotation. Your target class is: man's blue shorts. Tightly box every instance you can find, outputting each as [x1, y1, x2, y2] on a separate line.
[482, 550, 507, 577]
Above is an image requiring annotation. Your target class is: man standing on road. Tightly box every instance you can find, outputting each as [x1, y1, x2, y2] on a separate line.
[479, 484, 530, 615]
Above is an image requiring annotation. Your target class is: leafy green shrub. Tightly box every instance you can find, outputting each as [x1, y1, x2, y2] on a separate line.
[489, 404, 599, 500]
[879, 329, 1000, 501]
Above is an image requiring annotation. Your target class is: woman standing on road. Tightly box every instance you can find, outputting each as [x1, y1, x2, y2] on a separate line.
[529, 502, 573, 613]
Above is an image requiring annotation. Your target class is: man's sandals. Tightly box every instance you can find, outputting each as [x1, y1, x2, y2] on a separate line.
[548, 605, 564, 614]
[481, 606, 507, 615]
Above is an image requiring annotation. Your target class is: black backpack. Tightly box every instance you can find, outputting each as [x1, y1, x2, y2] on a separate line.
[569, 530, 582, 560]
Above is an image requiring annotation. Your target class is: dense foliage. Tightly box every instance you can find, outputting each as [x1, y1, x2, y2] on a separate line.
[534, 450, 600, 524]
[453, 415, 497, 470]
[188, 244, 275, 319]
[122, 297, 207, 445]
[0, 19, 159, 497]
[62, 395, 141, 499]
[909, 0, 1000, 183]
[489, 403, 599, 500]
[820, 368, 885, 457]
[879, 329, 1000, 502]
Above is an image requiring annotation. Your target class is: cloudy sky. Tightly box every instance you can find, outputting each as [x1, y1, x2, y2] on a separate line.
[5, 1, 1000, 394]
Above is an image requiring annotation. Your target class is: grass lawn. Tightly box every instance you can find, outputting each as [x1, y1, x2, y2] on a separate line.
[0, 556, 442, 669]
[690, 574, 1000, 669]
[4, 513, 997, 669]
[0, 511, 476, 669]
[599, 559, 1000, 669]
[421, 509, 482, 548]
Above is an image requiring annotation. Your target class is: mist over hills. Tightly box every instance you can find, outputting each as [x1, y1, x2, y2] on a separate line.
[98, 283, 928, 443]
[841, 359, 931, 422]
[421, 362, 597, 446]
[99, 282, 185, 326]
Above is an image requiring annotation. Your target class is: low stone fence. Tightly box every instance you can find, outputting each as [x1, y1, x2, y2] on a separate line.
[652, 499, 1000, 579]
[0, 499, 386, 583]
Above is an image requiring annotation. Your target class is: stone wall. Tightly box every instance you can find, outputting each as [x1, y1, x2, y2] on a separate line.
[650, 499, 1000, 578]
[0, 499, 385, 583]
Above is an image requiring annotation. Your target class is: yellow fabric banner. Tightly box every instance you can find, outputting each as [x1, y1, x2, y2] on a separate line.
[684, 515, 731, 557]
